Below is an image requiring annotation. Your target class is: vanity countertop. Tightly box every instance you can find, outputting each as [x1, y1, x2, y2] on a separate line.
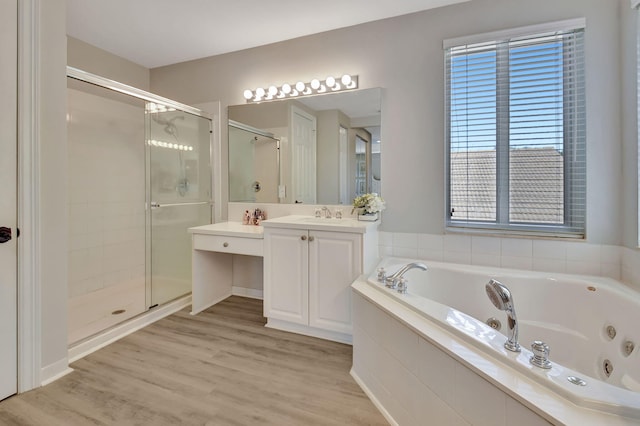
[188, 222, 264, 239]
[260, 215, 378, 234]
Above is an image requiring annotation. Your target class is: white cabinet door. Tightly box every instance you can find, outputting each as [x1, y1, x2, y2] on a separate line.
[0, 0, 17, 401]
[308, 231, 361, 334]
[263, 228, 308, 324]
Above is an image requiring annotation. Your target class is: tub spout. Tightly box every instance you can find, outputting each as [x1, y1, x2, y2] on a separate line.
[485, 279, 520, 353]
[385, 262, 427, 289]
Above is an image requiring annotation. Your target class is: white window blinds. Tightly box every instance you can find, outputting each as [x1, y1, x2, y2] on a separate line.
[445, 25, 586, 236]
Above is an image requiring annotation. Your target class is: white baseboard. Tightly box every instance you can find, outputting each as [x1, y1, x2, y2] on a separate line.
[190, 291, 232, 315]
[232, 286, 263, 300]
[68, 294, 192, 363]
[40, 358, 73, 387]
[350, 368, 398, 426]
[265, 318, 352, 344]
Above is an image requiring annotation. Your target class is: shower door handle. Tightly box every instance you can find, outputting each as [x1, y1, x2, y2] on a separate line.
[149, 201, 212, 210]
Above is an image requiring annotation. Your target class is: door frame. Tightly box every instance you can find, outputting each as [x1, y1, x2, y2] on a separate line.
[289, 105, 317, 204]
[0, 0, 18, 400]
[16, 0, 43, 392]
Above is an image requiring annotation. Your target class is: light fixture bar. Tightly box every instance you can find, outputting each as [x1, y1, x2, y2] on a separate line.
[243, 74, 359, 103]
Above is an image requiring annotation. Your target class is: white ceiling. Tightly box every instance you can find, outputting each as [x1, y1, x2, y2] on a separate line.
[66, 0, 468, 69]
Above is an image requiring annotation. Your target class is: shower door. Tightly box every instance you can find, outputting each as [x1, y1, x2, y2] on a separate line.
[147, 105, 212, 306]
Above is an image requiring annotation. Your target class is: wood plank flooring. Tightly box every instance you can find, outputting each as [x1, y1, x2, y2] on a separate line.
[0, 296, 388, 426]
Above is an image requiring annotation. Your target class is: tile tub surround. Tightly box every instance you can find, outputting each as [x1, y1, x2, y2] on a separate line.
[351, 288, 640, 426]
[379, 231, 640, 288]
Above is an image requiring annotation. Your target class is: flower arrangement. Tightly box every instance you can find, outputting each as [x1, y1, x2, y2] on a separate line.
[352, 193, 386, 215]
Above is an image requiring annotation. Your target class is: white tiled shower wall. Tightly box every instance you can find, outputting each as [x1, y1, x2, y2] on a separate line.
[67, 88, 146, 299]
[378, 232, 640, 288]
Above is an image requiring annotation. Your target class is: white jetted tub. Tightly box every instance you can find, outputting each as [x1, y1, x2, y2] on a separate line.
[351, 257, 640, 425]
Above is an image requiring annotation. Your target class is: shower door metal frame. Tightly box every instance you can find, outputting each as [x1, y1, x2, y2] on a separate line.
[228, 119, 281, 202]
[66, 66, 214, 310]
[67, 67, 210, 119]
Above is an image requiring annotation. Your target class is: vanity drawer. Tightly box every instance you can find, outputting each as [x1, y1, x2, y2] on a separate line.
[193, 234, 263, 256]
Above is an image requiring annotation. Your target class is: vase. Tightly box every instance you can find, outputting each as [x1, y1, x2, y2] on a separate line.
[357, 212, 378, 222]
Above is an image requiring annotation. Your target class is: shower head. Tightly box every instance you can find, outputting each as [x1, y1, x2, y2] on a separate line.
[486, 278, 520, 352]
[485, 279, 513, 312]
[151, 114, 184, 137]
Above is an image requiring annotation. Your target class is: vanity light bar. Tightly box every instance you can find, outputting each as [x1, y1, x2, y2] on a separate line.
[243, 74, 359, 103]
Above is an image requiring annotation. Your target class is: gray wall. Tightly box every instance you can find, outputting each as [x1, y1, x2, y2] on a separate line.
[39, 0, 68, 377]
[150, 0, 632, 246]
[621, 4, 639, 249]
[68, 36, 150, 90]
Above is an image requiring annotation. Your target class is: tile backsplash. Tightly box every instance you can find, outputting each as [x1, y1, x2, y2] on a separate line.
[228, 202, 640, 290]
[379, 231, 640, 289]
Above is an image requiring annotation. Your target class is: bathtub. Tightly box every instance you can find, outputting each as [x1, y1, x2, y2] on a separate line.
[351, 257, 640, 425]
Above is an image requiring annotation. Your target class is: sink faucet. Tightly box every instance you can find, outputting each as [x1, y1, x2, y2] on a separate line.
[384, 262, 427, 290]
[321, 206, 332, 218]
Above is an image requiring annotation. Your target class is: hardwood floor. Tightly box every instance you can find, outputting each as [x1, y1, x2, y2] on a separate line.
[0, 296, 388, 425]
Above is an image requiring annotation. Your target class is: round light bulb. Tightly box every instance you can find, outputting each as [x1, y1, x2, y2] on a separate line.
[295, 81, 305, 92]
[282, 83, 291, 94]
[255, 87, 265, 98]
[341, 74, 352, 85]
[243, 89, 253, 100]
[268, 85, 278, 96]
[310, 79, 320, 90]
[325, 76, 336, 88]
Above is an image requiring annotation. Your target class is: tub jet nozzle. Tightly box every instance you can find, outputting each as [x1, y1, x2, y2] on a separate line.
[485, 279, 520, 352]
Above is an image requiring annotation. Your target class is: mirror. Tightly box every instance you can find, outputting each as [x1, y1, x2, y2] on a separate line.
[228, 88, 381, 204]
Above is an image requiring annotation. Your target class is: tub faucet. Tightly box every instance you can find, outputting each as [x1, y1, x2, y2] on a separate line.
[385, 262, 427, 289]
[485, 279, 520, 352]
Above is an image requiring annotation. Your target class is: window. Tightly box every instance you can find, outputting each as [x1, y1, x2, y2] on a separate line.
[445, 21, 586, 237]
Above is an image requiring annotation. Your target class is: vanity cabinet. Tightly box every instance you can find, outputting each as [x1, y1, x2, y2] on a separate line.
[262, 216, 378, 343]
[189, 222, 264, 315]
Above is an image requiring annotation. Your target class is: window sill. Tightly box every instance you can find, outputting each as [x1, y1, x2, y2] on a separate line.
[445, 225, 585, 241]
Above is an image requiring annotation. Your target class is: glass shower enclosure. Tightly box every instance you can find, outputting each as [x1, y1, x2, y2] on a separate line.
[66, 67, 212, 344]
[147, 104, 212, 306]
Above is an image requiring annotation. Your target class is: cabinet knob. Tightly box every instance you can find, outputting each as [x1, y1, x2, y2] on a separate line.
[301, 235, 307, 241]
[223, 242, 229, 247]
[308, 236, 314, 242]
